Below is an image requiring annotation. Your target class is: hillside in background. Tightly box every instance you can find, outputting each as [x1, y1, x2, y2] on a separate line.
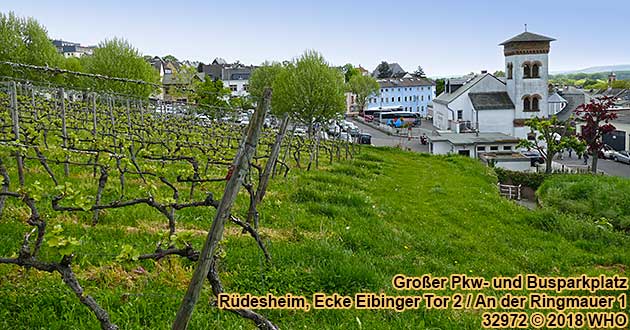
[1, 147, 628, 329]
[553, 64, 630, 75]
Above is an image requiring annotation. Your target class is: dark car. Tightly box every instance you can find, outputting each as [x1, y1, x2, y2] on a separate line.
[521, 151, 545, 166]
[358, 133, 372, 145]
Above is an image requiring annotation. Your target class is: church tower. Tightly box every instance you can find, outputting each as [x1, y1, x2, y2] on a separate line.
[501, 31, 555, 138]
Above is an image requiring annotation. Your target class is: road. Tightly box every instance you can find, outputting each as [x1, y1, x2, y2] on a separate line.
[554, 152, 630, 178]
[351, 119, 429, 152]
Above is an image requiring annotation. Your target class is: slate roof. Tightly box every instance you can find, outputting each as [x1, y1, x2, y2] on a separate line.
[430, 132, 519, 145]
[434, 73, 505, 105]
[548, 92, 567, 104]
[499, 32, 556, 45]
[468, 92, 515, 110]
[377, 77, 435, 88]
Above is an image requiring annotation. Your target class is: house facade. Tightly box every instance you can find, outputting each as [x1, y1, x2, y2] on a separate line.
[432, 31, 555, 140]
[52, 40, 95, 58]
[366, 77, 436, 116]
[197, 58, 254, 97]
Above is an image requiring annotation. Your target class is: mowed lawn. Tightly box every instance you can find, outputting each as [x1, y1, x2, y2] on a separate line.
[1, 147, 628, 329]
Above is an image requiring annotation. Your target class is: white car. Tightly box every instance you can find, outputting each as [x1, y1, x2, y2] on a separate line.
[612, 150, 630, 164]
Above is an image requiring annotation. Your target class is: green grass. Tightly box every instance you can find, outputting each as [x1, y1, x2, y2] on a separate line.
[1, 147, 629, 329]
[538, 174, 630, 232]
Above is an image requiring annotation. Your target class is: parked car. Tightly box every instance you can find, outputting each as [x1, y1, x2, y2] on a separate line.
[612, 150, 630, 164]
[599, 144, 615, 159]
[521, 150, 545, 166]
[358, 133, 372, 145]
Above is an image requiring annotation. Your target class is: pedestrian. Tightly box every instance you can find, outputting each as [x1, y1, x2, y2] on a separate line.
[568, 148, 572, 158]
[583, 153, 589, 165]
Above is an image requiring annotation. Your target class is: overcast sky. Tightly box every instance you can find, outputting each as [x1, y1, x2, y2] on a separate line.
[2, 0, 629, 77]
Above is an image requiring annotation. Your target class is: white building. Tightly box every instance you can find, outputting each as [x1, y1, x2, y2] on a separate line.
[366, 77, 436, 116]
[432, 31, 556, 140]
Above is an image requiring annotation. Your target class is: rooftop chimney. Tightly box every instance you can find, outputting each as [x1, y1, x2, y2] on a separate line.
[481, 70, 488, 74]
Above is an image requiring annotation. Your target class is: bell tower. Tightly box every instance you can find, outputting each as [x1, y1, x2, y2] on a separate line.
[500, 31, 555, 138]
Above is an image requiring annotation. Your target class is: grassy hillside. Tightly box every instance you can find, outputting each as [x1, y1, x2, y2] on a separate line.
[538, 175, 630, 232]
[1, 147, 629, 329]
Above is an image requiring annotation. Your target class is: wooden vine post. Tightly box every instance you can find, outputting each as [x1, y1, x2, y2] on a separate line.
[172, 88, 271, 330]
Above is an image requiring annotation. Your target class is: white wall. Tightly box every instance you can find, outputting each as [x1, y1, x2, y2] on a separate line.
[477, 110, 515, 136]
[431, 141, 453, 155]
[495, 160, 531, 172]
[433, 74, 508, 133]
[224, 79, 249, 97]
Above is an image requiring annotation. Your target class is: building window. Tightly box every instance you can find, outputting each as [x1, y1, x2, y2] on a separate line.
[522, 94, 541, 111]
[417, 106, 420, 111]
[532, 62, 541, 78]
[527, 132, 536, 141]
[532, 97, 539, 110]
[490, 146, 499, 151]
[391, 97, 394, 102]
[523, 63, 531, 78]
[477, 146, 486, 151]
[457, 110, 463, 120]
[503, 146, 512, 151]
[229, 85, 237, 92]
[428, 95, 431, 100]
[404, 96, 407, 102]
[523, 97, 531, 111]
[507, 62, 513, 79]
[398, 96, 401, 102]
[381, 97, 384, 103]
[243, 84, 249, 91]
[421, 95, 424, 101]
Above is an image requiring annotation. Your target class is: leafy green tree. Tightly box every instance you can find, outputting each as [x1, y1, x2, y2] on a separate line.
[493, 70, 505, 77]
[248, 61, 285, 107]
[167, 65, 200, 101]
[349, 74, 380, 113]
[517, 116, 583, 174]
[163, 54, 178, 62]
[230, 95, 254, 111]
[375, 61, 392, 78]
[342, 63, 361, 83]
[272, 50, 345, 135]
[0, 12, 63, 80]
[611, 80, 630, 89]
[435, 78, 445, 95]
[84, 38, 159, 98]
[193, 78, 231, 116]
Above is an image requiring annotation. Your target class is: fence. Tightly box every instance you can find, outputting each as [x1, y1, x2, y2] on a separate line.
[498, 183, 521, 200]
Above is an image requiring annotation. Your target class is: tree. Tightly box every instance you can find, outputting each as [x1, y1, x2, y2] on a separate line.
[517, 116, 583, 174]
[493, 70, 505, 77]
[575, 97, 617, 173]
[435, 78, 445, 95]
[167, 65, 200, 100]
[163, 54, 178, 62]
[0, 12, 63, 80]
[193, 78, 231, 116]
[349, 74, 380, 113]
[272, 50, 345, 135]
[230, 95, 254, 112]
[375, 61, 392, 78]
[611, 80, 630, 89]
[342, 63, 361, 83]
[248, 61, 285, 107]
[84, 38, 159, 98]
[412, 66, 426, 77]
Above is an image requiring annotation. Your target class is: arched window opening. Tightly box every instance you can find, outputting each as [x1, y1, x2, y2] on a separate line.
[523, 63, 531, 78]
[507, 63, 513, 79]
[532, 95, 540, 110]
[532, 63, 540, 78]
[523, 98, 530, 111]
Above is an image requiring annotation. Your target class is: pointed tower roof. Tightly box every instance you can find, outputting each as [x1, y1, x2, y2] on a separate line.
[500, 32, 556, 45]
